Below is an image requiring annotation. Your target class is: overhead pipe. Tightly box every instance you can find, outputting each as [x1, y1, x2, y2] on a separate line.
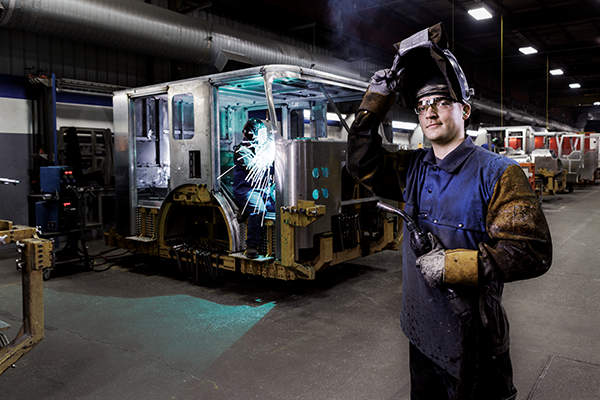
[0, 0, 365, 80]
[472, 99, 578, 132]
[0, 0, 579, 131]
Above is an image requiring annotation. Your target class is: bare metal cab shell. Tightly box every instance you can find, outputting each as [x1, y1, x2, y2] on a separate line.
[107, 65, 401, 280]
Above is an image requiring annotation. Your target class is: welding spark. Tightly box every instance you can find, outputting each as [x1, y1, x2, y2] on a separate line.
[241, 134, 275, 226]
[217, 164, 236, 181]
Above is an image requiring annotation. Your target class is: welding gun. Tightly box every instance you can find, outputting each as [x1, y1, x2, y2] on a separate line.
[377, 202, 472, 338]
[376, 201, 432, 257]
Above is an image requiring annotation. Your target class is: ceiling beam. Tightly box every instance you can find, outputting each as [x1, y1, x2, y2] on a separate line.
[454, 0, 600, 40]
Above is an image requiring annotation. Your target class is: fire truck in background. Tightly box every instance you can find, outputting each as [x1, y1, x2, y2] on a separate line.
[474, 126, 599, 196]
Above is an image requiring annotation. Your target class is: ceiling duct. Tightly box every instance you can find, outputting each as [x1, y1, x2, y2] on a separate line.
[0, 0, 364, 80]
[472, 99, 578, 132]
[0, 0, 580, 131]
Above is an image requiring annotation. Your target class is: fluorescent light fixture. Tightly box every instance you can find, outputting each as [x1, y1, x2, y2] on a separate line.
[519, 47, 538, 55]
[549, 69, 563, 75]
[303, 110, 348, 121]
[594, 101, 600, 106]
[468, 7, 492, 20]
[392, 121, 418, 130]
[327, 112, 347, 121]
[569, 83, 581, 89]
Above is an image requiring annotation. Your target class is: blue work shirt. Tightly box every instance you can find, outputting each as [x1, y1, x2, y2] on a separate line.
[400, 138, 517, 377]
[347, 114, 552, 386]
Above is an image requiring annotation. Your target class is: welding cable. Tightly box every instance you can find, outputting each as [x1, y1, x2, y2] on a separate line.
[186, 247, 194, 274]
[208, 251, 217, 281]
[194, 249, 201, 284]
[90, 247, 132, 272]
[199, 249, 206, 281]
[167, 246, 176, 261]
[180, 247, 187, 273]
[214, 252, 220, 280]
[92, 248, 130, 264]
[183, 247, 189, 274]
[198, 249, 206, 283]
[201, 250, 210, 280]
[205, 251, 211, 280]
[169, 246, 185, 273]
[355, 216, 362, 248]
[91, 260, 118, 272]
[181, 246, 188, 274]
[176, 250, 183, 274]
[204, 250, 215, 281]
[211, 251, 219, 280]
[189, 248, 196, 276]
[179, 247, 186, 274]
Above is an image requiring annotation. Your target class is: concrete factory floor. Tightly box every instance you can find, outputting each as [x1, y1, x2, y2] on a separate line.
[1, 184, 600, 400]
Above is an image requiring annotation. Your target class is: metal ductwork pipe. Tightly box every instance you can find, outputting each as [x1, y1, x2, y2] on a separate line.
[0, 0, 365, 80]
[0, 0, 580, 131]
[472, 99, 578, 132]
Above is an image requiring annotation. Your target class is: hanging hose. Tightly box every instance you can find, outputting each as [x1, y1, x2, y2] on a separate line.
[185, 247, 193, 274]
[205, 250, 217, 281]
[194, 249, 201, 284]
[214, 252, 220, 281]
[169, 243, 220, 282]
[91, 247, 131, 272]
[206, 247, 220, 281]
[168, 244, 186, 273]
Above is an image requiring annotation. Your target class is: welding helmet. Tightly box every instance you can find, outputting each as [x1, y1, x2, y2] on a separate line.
[394, 22, 474, 109]
[242, 118, 266, 141]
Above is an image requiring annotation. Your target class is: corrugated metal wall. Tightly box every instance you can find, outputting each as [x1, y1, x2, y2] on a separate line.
[0, 27, 213, 87]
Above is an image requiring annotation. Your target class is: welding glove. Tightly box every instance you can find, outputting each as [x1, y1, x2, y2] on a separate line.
[415, 232, 446, 288]
[368, 68, 400, 96]
[358, 68, 399, 120]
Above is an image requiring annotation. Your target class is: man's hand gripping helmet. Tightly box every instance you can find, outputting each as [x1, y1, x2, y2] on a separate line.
[394, 22, 474, 108]
[358, 22, 474, 120]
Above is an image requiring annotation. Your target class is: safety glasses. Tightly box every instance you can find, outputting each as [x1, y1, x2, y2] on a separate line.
[414, 97, 456, 115]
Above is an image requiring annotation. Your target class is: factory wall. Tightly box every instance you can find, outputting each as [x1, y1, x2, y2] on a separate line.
[0, 74, 113, 225]
[0, 17, 218, 226]
[0, 27, 215, 87]
[0, 95, 32, 224]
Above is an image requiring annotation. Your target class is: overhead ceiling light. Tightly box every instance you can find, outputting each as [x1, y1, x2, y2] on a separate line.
[594, 102, 600, 106]
[468, 7, 492, 20]
[549, 69, 563, 75]
[569, 83, 581, 89]
[519, 47, 538, 55]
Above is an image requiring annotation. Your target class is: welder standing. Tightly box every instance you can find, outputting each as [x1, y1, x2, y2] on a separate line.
[233, 117, 275, 259]
[346, 23, 552, 400]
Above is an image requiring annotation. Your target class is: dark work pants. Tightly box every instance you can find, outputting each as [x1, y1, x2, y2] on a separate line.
[409, 343, 517, 400]
[243, 189, 275, 248]
[410, 343, 457, 400]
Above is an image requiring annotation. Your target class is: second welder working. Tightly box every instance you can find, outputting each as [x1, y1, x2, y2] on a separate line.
[233, 117, 276, 259]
